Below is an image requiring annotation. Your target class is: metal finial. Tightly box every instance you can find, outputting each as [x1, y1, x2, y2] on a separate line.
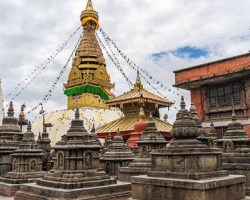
[180, 96, 186, 110]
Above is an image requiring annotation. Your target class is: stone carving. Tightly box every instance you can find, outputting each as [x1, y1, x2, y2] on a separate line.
[85, 152, 92, 167]
[223, 140, 234, 152]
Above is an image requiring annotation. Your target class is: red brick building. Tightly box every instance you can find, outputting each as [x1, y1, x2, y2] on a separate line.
[174, 52, 250, 138]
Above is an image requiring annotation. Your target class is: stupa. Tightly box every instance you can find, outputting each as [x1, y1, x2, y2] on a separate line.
[0, 122, 45, 197]
[130, 97, 245, 200]
[97, 71, 173, 142]
[190, 103, 215, 147]
[37, 126, 51, 171]
[118, 114, 167, 182]
[32, 0, 122, 146]
[217, 110, 250, 195]
[100, 129, 134, 176]
[0, 102, 23, 176]
[14, 109, 131, 200]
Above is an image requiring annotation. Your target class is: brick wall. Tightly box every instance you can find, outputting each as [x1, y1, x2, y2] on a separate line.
[191, 88, 204, 120]
[175, 54, 250, 85]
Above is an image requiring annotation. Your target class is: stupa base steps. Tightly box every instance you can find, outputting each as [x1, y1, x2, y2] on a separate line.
[14, 181, 131, 200]
[225, 169, 250, 196]
[148, 170, 228, 180]
[36, 178, 117, 189]
[0, 171, 46, 184]
[118, 167, 150, 182]
[130, 175, 246, 200]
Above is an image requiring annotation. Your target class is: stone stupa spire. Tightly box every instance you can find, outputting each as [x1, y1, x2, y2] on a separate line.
[7, 102, 14, 117]
[223, 110, 247, 139]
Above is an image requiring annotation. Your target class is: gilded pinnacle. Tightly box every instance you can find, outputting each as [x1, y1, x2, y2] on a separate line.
[133, 70, 143, 91]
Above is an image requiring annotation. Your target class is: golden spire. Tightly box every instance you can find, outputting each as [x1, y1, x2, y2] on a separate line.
[80, 0, 99, 29]
[86, 0, 93, 10]
[64, 0, 113, 109]
[133, 70, 143, 91]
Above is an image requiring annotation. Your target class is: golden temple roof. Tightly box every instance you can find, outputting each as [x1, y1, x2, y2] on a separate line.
[108, 71, 173, 108]
[96, 116, 172, 134]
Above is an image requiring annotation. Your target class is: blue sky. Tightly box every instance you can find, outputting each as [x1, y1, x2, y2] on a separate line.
[151, 46, 209, 61]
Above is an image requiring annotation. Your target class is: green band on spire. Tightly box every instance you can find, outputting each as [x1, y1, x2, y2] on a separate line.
[64, 84, 110, 100]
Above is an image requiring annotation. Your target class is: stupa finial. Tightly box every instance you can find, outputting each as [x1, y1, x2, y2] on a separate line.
[7, 101, 14, 117]
[180, 96, 186, 110]
[80, 0, 99, 29]
[75, 108, 80, 120]
[27, 121, 32, 132]
[91, 123, 96, 133]
[86, 0, 93, 10]
[133, 70, 143, 91]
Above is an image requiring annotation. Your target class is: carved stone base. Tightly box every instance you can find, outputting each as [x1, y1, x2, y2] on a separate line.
[131, 175, 245, 200]
[14, 181, 131, 200]
[118, 167, 150, 182]
[119, 158, 151, 182]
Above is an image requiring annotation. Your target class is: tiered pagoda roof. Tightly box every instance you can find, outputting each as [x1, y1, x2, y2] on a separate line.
[97, 71, 173, 138]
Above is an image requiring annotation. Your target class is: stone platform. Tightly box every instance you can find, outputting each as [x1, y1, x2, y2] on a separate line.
[14, 181, 131, 200]
[0, 182, 21, 197]
[131, 175, 245, 200]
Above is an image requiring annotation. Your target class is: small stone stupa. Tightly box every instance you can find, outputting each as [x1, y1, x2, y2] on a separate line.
[130, 96, 245, 200]
[100, 129, 134, 176]
[119, 114, 167, 182]
[37, 125, 51, 171]
[217, 110, 250, 195]
[0, 102, 23, 175]
[14, 109, 131, 200]
[0, 122, 45, 197]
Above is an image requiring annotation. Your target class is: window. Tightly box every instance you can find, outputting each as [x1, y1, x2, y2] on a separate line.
[208, 82, 242, 107]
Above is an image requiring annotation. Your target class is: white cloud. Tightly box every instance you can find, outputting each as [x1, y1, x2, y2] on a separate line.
[0, 0, 250, 123]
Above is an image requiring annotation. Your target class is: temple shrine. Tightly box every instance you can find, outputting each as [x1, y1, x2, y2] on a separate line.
[97, 71, 173, 143]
